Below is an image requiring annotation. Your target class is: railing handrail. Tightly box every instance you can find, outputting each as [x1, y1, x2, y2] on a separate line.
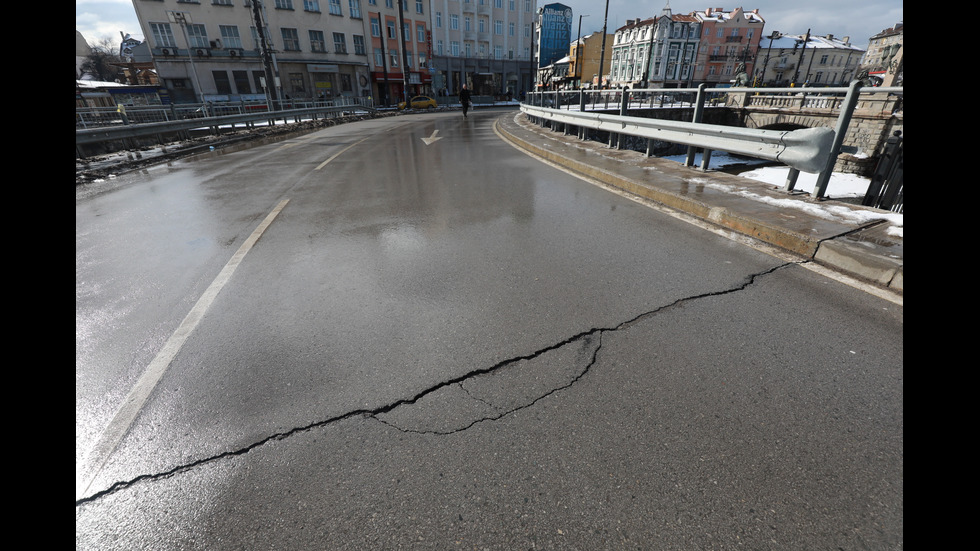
[75, 103, 376, 146]
[522, 83, 902, 197]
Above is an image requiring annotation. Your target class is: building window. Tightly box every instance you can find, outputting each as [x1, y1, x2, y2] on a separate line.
[450, 14, 458, 30]
[387, 20, 396, 39]
[233, 70, 251, 93]
[371, 17, 380, 37]
[219, 25, 243, 48]
[309, 30, 326, 52]
[451, 41, 459, 56]
[416, 0, 423, 13]
[150, 23, 177, 48]
[328, 0, 342, 15]
[274, 1, 293, 9]
[417, 24, 425, 43]
[333, 32, 347, 53]
[436, 12, 441, 28]
[353, 34, 365, 54]
[212, 70, 233, 94]
[389, 49, 399, 66]
[289, 72, 305, 94]
[303, 0, 319, 11]
[349, 0, 361, 18]
[281, 28, 300, 50]
[494, 20, 502, 35]
[187, 24, 209, 48]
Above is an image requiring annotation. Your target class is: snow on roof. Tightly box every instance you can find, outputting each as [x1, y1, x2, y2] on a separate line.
[76, 79, 132, 89]
[767, 34, 864, 51]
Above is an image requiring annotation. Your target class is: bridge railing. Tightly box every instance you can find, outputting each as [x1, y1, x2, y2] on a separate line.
[75, 102, 377, 158]
[75, 96, 375, 129]
[523, 83, 902, 199]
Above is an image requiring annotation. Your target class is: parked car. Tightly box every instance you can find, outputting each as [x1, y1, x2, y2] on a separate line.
[398, 96, 437, 110]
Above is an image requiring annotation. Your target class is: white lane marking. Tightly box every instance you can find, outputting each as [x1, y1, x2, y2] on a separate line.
[76, 199, 291, 501]
[315, 137, 371, 170]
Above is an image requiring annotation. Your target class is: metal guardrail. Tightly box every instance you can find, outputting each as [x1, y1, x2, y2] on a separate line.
[75, 103, 376, 153]
[524, 83, 903, 199]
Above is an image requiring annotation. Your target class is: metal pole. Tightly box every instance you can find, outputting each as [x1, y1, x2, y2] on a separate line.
[597, 0, 609, 89]
[576, 14, 589, 88]
[250, 1, 280, 110]
[397, 0, 410, 104]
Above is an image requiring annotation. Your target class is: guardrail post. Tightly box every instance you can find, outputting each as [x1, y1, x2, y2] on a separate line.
[616, 89, 629, 149]
[783, 168, 801, 192]
[812, 80, 862, 199]
[579, 90, 586, 139]
[685, 84, 707, 167]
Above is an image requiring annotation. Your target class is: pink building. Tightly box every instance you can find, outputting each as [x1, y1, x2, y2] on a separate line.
[693, 7, 765, 85]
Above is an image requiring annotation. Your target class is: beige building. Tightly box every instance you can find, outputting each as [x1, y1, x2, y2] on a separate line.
[132, 0, 377, 103]
[569, 31, 613, 88]
[860, 23, 902, 86]
[427, 0, 538, 97]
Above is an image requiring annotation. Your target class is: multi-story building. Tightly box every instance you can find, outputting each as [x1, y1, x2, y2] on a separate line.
[860, 22, 902, 86]
[648, 8, 702, 88]
[532, 2, 571, 89]
[608, 17, 655, 88]
[569, 31, 612, 88]
[691, 7, 765, 86]
[429, 0, 537, 97]
[754, 32, 864, 87]
[132, 0, 379, 104]
[366, 0, 434, 106]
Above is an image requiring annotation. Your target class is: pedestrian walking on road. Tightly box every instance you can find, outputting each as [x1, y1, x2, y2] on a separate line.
[460, 85, 471, 118]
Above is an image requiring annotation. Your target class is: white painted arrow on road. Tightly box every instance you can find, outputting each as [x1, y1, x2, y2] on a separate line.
[421, 130, 442, 145]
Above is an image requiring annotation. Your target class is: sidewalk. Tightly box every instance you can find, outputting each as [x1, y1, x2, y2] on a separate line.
[494, 111, 903, 295]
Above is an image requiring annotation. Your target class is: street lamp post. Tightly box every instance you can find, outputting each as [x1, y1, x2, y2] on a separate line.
[597, 0, 609, 89]
[576, 14, 589, 88]
[756, 31, 781, 87]
[169, 11, 204, 105]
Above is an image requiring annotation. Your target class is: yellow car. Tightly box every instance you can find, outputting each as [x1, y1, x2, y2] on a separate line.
[398, 95, 438, 110]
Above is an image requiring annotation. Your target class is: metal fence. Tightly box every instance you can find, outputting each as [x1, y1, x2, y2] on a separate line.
[76, 96, 374, 129]
[862, 132, 903, 213]
[524, 83, 903, 200]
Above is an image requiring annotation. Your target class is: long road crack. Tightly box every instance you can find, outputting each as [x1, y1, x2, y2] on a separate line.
[75, 260, 800, 506]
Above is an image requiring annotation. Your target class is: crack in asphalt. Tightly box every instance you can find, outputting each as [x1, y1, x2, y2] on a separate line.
[75, 260, 799, 506]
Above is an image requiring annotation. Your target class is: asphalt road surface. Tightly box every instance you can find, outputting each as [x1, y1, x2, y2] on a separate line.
[76, 109, 903, 549]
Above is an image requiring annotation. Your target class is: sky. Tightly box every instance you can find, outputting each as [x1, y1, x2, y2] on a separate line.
[78, 0, 902, 51]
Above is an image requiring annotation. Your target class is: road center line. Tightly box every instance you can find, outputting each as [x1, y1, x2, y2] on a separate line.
[76, 199, 291, 501]
[315, 137, 370, 170]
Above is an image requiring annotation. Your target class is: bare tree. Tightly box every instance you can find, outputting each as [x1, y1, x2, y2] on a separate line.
[79, 37, 124, 82]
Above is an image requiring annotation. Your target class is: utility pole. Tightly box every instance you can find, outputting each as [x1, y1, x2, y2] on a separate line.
[576, 14, 589, 88]
[397, 0, 410, 104]
[791, 28, 810, 86]
[597, 0, 609, 88]
[250, 0, 280, 110]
